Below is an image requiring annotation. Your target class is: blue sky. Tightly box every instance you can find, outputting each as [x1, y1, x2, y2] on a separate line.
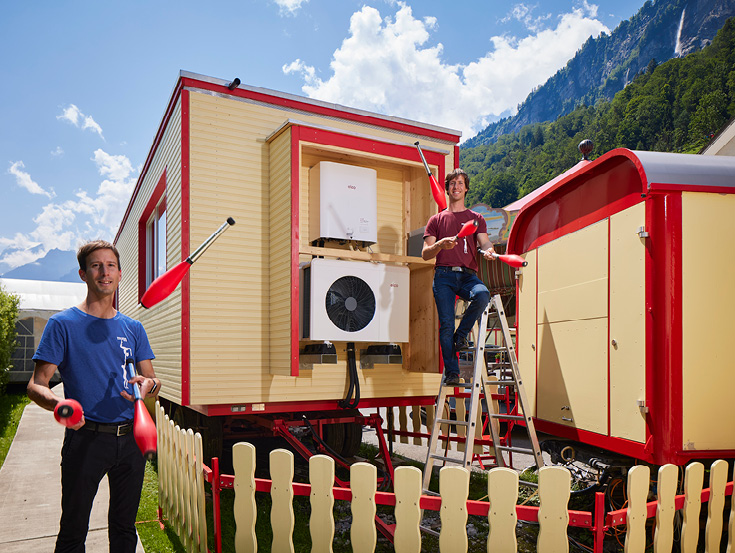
[0, 0, 645, 271]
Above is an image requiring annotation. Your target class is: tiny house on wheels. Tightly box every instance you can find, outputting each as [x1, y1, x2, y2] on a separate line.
[507, 148, 735, 467]
[114, 71, 460, 460]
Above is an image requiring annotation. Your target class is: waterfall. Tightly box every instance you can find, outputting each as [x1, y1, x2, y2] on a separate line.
[674, 8, 686, 57]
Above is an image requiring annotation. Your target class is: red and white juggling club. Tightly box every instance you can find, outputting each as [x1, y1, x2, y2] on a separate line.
[125, 358, 157, 460]
[414, 141, 447, 211]
[455, 220, 478, 239]
[54, 399, 83, 427]
[141, 217, 235, 308]
[480, 248, 528, 268]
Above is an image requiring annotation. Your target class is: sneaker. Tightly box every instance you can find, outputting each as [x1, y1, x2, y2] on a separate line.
[444, 374, 460, 386]
[453, 334, 472, 352]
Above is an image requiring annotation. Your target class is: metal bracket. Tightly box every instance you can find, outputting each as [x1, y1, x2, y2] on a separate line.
[299, 342, 338, 370]
[637, 226, 649, 238]
[637, 399, 649, 414]
[360, 345, 402, 370]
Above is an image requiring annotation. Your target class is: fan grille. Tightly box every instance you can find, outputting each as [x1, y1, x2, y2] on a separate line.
[325, 276, 376, 332]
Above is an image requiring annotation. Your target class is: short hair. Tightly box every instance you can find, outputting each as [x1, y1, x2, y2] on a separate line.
[77, 240, 121, 271]
[445, 168, 470, 191]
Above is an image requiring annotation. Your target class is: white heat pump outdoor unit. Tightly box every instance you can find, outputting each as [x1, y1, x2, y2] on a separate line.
[309, 161, 377, 243]
[300, 258, 409, 343]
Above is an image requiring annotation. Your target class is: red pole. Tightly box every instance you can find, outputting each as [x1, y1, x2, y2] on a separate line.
[593, 491, 606, 553]
[212, 457, 222, 553]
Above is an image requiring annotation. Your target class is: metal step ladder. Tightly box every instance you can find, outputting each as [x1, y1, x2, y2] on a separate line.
[421, 293, 544, 493]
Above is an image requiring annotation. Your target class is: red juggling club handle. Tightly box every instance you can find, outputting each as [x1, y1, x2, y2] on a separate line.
[141, 217, 235, 308]
[414, 141, 447, 211]
[125, 358, 157, 460]
[54, 399, 83, 427]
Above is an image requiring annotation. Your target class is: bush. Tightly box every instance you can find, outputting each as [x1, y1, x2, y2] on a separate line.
[0, 284, 20, 396]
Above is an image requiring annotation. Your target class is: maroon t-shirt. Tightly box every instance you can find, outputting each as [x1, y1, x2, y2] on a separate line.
[424, 209, 487, 272]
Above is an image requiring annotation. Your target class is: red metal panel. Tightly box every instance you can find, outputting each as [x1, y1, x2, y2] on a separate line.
[181, 89, 191, 406]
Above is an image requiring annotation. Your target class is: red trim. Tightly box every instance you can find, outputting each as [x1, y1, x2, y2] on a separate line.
[200, 395, 438, 416]
[454, 145, 460, 169]
[606, 220, 611, 437]
[182, 77, 461, 144]
[534, 419, 654, 463]
[137, 171, 167, 302]
[649, 192, 683, 466]
[644, 197, 655, 455]
[648, 182, 735, 194]
[289, 123, 447, 375]
[181, 90, 191, 406]
[290, 127, 301, 376]
[115, 78, 184, 245]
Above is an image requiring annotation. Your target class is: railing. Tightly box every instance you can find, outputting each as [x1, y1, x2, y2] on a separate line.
[156, 403, 735, 553]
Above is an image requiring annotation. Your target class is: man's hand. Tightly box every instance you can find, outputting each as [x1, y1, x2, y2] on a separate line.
[436, 236, 458, 250]
[120, 376, 157, 402]
[481, 247, 497, 260]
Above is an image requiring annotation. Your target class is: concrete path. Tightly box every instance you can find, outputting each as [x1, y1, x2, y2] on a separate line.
[0, 385, 145, 552]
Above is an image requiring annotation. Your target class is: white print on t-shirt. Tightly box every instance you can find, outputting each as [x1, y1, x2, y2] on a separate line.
[118, 337, 132, 391]
[464, 238, 468, 254]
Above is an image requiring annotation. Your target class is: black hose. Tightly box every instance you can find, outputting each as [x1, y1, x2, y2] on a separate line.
[339, 342, 360, 409]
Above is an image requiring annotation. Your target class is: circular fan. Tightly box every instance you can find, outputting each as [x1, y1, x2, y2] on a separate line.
[325, 276, 376, 332]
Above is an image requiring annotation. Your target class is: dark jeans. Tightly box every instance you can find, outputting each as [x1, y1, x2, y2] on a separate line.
[55, 425, 145, 553]
[433, 268, 490, 378]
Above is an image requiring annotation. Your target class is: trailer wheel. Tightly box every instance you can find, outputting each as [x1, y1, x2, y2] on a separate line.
[341, 422, 363, 458]
[322, 423, 345, 455]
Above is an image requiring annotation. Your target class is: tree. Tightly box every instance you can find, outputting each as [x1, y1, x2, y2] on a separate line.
[0, 283, 20, 396]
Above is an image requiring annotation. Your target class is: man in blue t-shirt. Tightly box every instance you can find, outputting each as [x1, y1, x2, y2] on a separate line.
[28, 240, 160, 553]
[422, 169, 496, 385]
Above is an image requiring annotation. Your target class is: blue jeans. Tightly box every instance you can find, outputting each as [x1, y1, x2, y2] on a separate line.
[55, 425, 146, 553]
[433, 268, 490, 378]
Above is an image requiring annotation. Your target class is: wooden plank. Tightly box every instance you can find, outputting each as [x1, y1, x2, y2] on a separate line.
[399, 406, 409, 444]
[705, 459, 728, 553]
[394, 466, 422, 553]
[233, 442, 258, 553]
[439, 466, 469, 552]
[727, 463, 735, 553]
[537, 466, 570, 553]
[653, 464, 678, 553]
[270, 449, 295, 553]
[487, 468, 518, 552]
[194, 432, 207, 553]
[681, 462, 704, 553]
[309, 455, 335, 553]
[350, 463, 377, 553]
[624, 465, 650, 552]
[411, 406, 422, 446]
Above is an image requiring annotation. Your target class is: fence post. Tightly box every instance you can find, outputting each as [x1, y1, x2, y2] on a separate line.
[233, 442, 257, 553]
[624, 464, 650, 552]
[681, 462, 704, 552]
[487, 467, 518, 552]
[212, 456, 222, 553]
[705, 459, 729, 552]
[270, 449, 295, 553]
[537, 466, 570, 553]
[654, 464, 678, 553]
[592, 491, 605, 553]
[438, 466, 469, 552]
[309, 455, 335, 553]
[351, 463, 377, 553]
[394, 466, 422, 553]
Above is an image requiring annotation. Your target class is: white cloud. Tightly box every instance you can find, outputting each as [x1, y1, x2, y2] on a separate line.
[501, 4, 552, 33]
[283, 2, 608, 140]
[273, 0, 308, 16]
[7, 161, 55, 198]
[0, 149, 137, 269]
[57, 104, 105, 139]
[51, 146, 64, 157]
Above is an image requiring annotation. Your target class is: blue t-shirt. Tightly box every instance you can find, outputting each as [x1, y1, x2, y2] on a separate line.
[33, 307, 155, 423]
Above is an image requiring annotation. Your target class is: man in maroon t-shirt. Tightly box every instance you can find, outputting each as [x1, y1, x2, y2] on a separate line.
[422, 168, 496, 385]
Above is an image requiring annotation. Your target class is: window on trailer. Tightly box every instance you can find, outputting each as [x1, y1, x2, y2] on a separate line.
[146, 198, 166, 287]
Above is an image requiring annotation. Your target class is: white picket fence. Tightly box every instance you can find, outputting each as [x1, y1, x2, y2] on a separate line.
[156, 402, 735, 553]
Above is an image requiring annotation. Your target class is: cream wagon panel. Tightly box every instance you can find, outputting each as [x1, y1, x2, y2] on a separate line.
[681, 192, 735, 451]
[609, 203, 646, 443]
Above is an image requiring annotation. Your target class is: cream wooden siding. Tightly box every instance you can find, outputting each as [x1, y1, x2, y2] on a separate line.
[681, 192, 735, 451]
[268, 129, 292, 376]
[516, 249, 537, 417]
[117, 98, 183, 403]
[186, 91, 447, 405]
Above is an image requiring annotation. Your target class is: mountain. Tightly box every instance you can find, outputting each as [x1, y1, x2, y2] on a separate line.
[465, 0, 735, 147]
[1, 249, 79, 282]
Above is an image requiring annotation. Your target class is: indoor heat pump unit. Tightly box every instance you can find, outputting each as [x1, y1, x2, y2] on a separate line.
[309, 161, 377, 243]
[300, 258, 409, 343]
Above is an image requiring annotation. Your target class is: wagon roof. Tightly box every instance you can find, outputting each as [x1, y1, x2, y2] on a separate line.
[507, 148, 735, 254]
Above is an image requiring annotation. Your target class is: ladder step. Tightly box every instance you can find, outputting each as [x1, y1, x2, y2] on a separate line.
[422, 489, 440, 497]
[490, 380, 516, 386]
[444, 382, 472, 389]
[436, 418, 469, 426]
[488, 413, 525, 421]
[429, 454, 465, 464]
[497, 445, 535, 455]
[419, 525, 440, 537]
